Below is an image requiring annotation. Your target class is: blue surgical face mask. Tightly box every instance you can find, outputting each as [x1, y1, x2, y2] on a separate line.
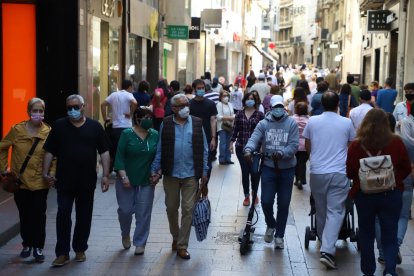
[67, 109, 82, 120]
[196, 89, 205, 97]
[246, 99, 255, 108]
[271, 107, 285, 118]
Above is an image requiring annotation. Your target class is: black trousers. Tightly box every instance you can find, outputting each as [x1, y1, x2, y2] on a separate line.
[14, 188, 49, 249]
[295, 151, 309, 184]
[109, 127, 126, 172]
[55, 189, 95, 256]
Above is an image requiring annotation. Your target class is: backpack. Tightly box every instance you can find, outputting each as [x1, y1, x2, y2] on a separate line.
[358, 145, 396, 193]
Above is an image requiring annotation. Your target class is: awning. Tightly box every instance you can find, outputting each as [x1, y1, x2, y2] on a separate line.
[267, 47, 279, 60]
[247, 41, 276, 66]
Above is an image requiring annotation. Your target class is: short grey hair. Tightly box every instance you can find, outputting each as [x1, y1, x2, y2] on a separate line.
[170, 94, 188, 106]
[27, 97, 45, 113]
[66, 94, 85, 105]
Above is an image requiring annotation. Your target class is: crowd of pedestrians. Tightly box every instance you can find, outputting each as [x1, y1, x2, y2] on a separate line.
[0, 65, 413, 276]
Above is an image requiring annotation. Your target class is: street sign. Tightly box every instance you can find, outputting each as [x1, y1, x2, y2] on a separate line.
[367, 10, 392, 32]
[201, 9, 222, 28]
[189, 17, 201, 39]
[167, 25, 188, 39]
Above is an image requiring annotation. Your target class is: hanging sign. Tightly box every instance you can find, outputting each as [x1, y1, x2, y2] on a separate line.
[367, 10, 392, 32]
[189, 17, 201, 39]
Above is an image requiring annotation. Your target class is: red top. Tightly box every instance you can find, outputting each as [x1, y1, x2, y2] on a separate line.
[150, 88, 167, 118]
[346, 136, 411, 198]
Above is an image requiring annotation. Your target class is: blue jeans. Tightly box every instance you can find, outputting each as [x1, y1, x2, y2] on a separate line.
[375, 181, 413, 257]
[218, 130, 232, 163]
[260, 165, 295, 238]
[115, 179, 155, 247]
[355, 189, 402, 276]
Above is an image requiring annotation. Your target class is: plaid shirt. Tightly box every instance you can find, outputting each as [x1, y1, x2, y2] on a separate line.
[231, 109, 265, 150]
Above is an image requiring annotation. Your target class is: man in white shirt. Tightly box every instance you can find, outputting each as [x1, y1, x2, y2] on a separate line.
[101, 80, 137, 171]
[250, 73, 270, 101]
[303, 91, 355, 269]
[349, 89, 373, 130]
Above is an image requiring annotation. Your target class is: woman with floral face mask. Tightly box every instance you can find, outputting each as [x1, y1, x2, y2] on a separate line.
[113, 107, 159, 256]
[230, 92, 264, 206]
[0, 98, 54, 263]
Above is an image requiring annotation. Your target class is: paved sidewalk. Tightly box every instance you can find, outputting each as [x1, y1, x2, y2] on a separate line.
[0, 160, 414, 275]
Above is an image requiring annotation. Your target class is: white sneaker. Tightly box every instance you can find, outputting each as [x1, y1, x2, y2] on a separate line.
[134, 246, 145, 255]
[264, 227, 275, 243]
[274, 237, 284, 249]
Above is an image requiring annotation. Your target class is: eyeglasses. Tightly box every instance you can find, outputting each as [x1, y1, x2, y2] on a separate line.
[66, 105, 82, 111]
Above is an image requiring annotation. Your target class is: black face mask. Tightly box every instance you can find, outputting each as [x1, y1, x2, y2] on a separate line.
[405, 94, 414, 101]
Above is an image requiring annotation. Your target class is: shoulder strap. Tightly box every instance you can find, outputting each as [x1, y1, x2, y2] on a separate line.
[19, 137, 41, 176]
[360, 143, 381, 157]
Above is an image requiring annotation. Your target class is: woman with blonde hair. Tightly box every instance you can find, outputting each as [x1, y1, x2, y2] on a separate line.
[0, 98, 54, 262]
[346, 108, 410, 276]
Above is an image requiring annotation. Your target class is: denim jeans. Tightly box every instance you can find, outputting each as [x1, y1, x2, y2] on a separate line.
[218, 130, 232, 163]
[375, 181, 413, 258]
[115, 179, 155, 247]
[260, 165, 295, 238]
[355, 189, 402, 276]
[55, 188, 95, 256]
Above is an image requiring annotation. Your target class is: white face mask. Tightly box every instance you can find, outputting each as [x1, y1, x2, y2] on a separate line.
[178, 106, 190, 119]
[222, 97, 229, 104]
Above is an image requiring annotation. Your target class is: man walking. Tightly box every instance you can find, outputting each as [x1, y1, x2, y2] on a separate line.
[303, 92, 355, 269]
[151, 94, 209, 260]
[43, 95, 110, 267]
[349, 89, 373, 130]
[101, 80, 137, 171]
[250, 73, 271, 101]
[190, 79, 217, 175]
[377, 77, 397, 113]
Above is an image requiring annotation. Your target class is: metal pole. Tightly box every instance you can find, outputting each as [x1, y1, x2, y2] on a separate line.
[396, 0, 408, 102]
[204, 28, 207, 74]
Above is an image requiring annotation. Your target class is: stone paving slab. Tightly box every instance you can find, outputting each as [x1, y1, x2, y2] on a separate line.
[0, 160, 414, 275]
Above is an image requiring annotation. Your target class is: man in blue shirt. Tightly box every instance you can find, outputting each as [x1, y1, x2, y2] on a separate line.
[151, 94, 209, 260]
[377, 77, 397, 113]
[311, 81, 329, 116]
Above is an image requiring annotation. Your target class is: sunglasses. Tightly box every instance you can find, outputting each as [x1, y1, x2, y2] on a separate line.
[66, 105, 82, 111]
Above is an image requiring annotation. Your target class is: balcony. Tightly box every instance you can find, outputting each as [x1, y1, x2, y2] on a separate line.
[279, 21, 292, 29]
[360, 0, 384, 11]
[276, 40, 291, 48]
[280, 0, 293, 8]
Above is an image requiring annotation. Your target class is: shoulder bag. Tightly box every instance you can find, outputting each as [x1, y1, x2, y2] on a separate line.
[1, 137, 41, 193]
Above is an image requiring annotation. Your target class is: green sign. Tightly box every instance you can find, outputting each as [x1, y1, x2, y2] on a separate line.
[167, 25, 188, 39]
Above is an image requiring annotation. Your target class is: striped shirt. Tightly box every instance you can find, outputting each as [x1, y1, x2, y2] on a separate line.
[204, 91, 219, 104]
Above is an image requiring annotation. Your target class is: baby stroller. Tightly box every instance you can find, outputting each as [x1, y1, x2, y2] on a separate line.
[304, 194, 360, 250]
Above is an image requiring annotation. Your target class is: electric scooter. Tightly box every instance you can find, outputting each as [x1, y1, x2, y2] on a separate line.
[239, 152, 262, 255]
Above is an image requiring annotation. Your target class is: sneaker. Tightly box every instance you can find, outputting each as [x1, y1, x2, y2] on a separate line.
[75, 252, 86, 262]
[296, 180, 303, 190]
[52, 255, 70, 267]
[122, 236, 131, 249]
[396, 249, 402, 265]
[320, 252, 337, 269]
[274, 237, 284, 249]
[20, 246, 32, 258]
[264, 227, 275, 243]
[134, 246, 145, 255]
[377, 256, 385, 264]
[243, 196, 250, 206]
[33, 248, 45, 263]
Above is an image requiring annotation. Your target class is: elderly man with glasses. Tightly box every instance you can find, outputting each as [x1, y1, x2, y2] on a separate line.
[42, 94, 110, 267]
[151, 93, 209, 260]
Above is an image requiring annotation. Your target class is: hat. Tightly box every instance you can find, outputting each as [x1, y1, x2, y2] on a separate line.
[258, 73, 266, 80]
[270, 95, 284, 107]
[360, 89, 371, 101]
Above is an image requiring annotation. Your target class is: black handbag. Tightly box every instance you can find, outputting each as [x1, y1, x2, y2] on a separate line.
[1, 137, 41, 193]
